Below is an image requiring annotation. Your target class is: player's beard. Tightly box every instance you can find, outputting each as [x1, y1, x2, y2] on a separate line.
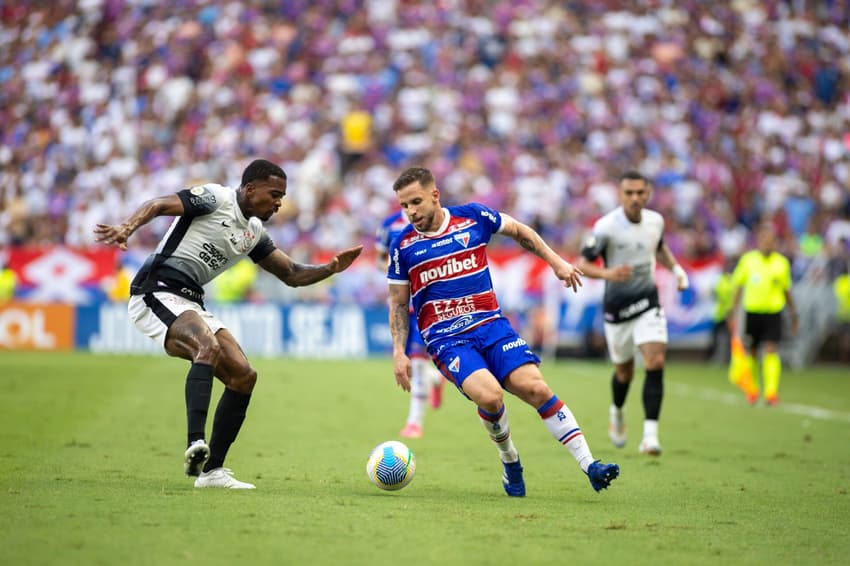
[625, 204, 642, 223]
[414, 210, 438, 232]
[260, 207, 279, 221]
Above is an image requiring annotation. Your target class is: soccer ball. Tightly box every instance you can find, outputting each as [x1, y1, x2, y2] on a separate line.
[366, 440, 416, 491]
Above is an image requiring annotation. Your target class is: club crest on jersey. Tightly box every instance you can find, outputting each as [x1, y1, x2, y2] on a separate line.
[453, 233, 470, 247]
[229, 230, 257, 252]
[448, 356, 460, 373]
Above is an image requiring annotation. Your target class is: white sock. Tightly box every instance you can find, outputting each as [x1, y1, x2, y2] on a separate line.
[406, 358, 429, 426]
[478, 404, 519, 463]
[643, 419, 659, 440]
[538, 396, 594, 473]
[610, 404, 624, 420]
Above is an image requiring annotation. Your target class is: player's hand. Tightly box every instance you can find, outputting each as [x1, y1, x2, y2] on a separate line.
[393, 353, 412, 392]
[329, 245, 364, 273]
[93, 223, 132, 251]
[673, 264, 690, 291]
[555, 261, 583, 293]
[606, 265, 633, 282]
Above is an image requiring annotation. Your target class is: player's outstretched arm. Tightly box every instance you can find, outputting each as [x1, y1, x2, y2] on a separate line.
[576, 257, 633, 282]
[499, 214, 583, 293]
[258, 245, 363, 287]
[656, 242, 689, 290]
[388, 283, 412, 391]
[93, 194, 184, 250]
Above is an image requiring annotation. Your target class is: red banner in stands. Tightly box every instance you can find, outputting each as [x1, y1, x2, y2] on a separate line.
[7, 246, 118, 303]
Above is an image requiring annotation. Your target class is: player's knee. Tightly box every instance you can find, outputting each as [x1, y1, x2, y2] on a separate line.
[526, 380, 553, 407]
[195, 337, 222, 366]
[644, 354, 665, 370]
[509, 373, 552, 407]
[614, 368, 633, 383]
[230, 366, 257, 394]
[476, 388, 504, 413]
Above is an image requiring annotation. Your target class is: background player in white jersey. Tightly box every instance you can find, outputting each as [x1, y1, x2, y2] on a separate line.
[94, 159, 363, 488]
[577, 171, 690, 456]
[387, 167, 619, 496]
[376, 210, 444, 438]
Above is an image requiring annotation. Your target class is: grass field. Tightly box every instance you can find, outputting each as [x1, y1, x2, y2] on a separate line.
[1, 352, 848, 565]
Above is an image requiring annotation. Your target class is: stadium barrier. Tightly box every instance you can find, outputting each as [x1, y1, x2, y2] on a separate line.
[1, 245, 720, 357]
[1, 296, 713, 357]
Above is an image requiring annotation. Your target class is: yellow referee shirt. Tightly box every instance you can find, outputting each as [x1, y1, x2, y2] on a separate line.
[731, 250, 792, 314]
[836, 274, 850, 323]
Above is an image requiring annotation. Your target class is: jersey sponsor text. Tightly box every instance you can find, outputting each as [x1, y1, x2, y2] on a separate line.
[418, 254, 479, 286]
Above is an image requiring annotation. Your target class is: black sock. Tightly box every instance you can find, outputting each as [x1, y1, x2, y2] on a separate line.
[611, 373, 630, 408]
[185, 363, 214, 446]
[643, 368, 664, 420]
[204, 388, 252, 472]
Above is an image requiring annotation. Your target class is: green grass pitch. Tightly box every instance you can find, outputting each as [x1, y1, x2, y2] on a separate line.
[1, 352, 848, 565]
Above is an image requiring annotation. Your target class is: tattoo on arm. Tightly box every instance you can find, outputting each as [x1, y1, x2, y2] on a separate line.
[388, 285, 410, 353]
[518, 236, 537, 254]
[284, 262, 334, 287]
[515, 224, 551, 260]
[389, 303, 410, 352]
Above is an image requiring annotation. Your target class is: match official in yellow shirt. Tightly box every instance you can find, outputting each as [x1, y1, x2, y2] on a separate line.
[728, 223, 799, 405]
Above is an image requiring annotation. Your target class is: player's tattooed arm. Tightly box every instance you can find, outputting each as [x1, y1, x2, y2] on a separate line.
[388, 284, 410, 354]
[500, 213, 584, 292]
[94, 194, 184, 250]
[388, 283, 413, 391]
[260, 246, 363, 287]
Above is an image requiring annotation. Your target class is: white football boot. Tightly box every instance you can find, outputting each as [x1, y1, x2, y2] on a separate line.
[194, 467, 256, 489]
[184, 440, 210, 477]
[639, 437, 663, 456]
[608, 405, 627, 448]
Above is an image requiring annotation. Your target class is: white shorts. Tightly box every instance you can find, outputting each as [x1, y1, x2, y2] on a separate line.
[128, 292, 226, 349]
[603, 306, 668, 364]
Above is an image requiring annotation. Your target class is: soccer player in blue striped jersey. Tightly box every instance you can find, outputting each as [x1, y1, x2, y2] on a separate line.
[386, 166, 619, 496]
[376, 210, 445, 438]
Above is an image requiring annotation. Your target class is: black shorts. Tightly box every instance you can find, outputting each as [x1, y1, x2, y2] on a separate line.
[744, 312, 783, 350]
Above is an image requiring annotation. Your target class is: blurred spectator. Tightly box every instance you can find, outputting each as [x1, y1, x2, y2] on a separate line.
[339, 104, 374, 177]
[0, 0, 847, 305]
[211, 258, 260, 304]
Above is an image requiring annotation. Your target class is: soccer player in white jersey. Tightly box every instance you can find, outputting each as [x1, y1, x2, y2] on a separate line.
[387, 166, 619, 496]
[578, 171, 690, 456]
[94, 159, 363, 488]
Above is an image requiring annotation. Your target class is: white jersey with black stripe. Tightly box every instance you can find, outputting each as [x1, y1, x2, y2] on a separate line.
[130, 183, 275, 303]
[581, 206, 665, 323]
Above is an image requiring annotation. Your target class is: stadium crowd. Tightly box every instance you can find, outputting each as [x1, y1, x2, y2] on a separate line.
[1, 0, 849, 284]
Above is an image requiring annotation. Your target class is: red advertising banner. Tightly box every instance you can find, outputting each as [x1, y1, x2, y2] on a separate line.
[7, 246, 118, 303]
